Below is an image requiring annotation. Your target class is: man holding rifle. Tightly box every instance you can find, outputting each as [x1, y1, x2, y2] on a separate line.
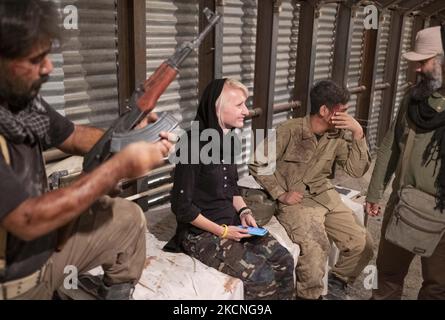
[0, 0, 172, 300]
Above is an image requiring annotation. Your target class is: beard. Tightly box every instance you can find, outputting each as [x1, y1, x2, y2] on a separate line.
[411, 63, 443, 101]
[0, 75, 48, 113]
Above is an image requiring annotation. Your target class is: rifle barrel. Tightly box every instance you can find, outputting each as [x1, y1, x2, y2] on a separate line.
[167, 10, 221, 68]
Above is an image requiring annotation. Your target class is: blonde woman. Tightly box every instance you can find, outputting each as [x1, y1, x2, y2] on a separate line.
[165, 78, 295, 300]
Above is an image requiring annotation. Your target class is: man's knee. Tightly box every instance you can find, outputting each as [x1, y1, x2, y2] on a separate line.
[298, 240, 329, 279]
[111, 198, 147, 233]
[361, 232, 374, 260]
[344, 230, 373, 259]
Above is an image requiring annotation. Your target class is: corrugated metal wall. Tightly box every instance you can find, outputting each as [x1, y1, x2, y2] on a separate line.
[346, 6, 365, 118]
[393, 15, 414, 120]
[138, 0, 200, 210]
[272, 0, 300, 128]
[312, 3, 338, 83]
[146, 0, 199, 128]
[41, 51, 66, 115]
[138, 0, 300, 206]
[42, 1, 437, 210]
[138, 0, 260, 207]
[222, 0, 257, 178]
[40, 0, 65, 115]
[222, 0, 257, 92]
[367, 10, 391, 152]
[41, 0, 119, 128]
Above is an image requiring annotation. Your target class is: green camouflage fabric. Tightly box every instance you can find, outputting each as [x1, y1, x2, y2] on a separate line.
[182, 232, 295, 300]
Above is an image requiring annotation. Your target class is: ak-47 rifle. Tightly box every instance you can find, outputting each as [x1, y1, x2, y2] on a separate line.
[83, 8, 221, 172]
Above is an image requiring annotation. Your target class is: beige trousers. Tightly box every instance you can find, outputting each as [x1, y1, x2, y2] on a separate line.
[15, 197, 147, 300]
[276, 196, 373, 299]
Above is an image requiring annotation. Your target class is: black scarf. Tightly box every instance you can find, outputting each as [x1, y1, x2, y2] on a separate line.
[164, 79, 243, 253]
[0, 95, 50, 145]
[407, 93, 445, 212]
[177, 78, 242, 164]
[194, 78, 226, 137]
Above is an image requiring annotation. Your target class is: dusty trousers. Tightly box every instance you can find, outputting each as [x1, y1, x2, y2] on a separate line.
[15, 197, 147, 299]
[276, 196, 373, 299]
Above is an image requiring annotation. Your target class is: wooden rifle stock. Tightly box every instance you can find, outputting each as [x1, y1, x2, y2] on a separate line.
[138, 63, 178, 113]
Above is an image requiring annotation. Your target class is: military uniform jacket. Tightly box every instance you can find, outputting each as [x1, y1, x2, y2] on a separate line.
[366, 91, 445, 204]
[249, 115, 371, 210]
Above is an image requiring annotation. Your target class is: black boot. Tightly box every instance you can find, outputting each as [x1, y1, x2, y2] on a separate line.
[58, 274, 135, 300]
[323, 274, 350, 300]
[97, 281, 134, 300]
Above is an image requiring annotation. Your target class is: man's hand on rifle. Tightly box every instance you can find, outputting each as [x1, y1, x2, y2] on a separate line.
[135, 112, 159, 129]
[117, 131, 174, 180]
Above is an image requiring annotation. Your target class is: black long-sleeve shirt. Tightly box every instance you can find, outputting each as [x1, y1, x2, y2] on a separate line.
[170, 161, 242, 236]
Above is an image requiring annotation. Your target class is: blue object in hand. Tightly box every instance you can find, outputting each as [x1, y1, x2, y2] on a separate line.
[238, 225, 268, 236]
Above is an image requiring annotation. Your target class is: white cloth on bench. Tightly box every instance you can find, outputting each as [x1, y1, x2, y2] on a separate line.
[133, 232, 244, 300]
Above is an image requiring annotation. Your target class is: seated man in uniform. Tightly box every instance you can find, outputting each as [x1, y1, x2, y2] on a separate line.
[249, 80, 374, 300]
[0, 0, 172, 300]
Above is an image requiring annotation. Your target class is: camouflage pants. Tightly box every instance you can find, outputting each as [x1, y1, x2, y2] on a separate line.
[182, 232, 295, 300]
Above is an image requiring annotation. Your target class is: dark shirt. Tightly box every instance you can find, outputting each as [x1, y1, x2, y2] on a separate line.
[170, 160, 242, 237]
[0, 100, 74, 282]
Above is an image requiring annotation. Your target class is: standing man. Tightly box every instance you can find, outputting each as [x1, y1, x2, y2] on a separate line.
[250, 80, 373, 300]
[366, 26, 445, 300]
[0, 0, 172, 300]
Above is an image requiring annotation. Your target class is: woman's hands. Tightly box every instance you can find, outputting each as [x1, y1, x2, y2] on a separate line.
[240, 209, 258, 228]
[223, 225, 252, 242]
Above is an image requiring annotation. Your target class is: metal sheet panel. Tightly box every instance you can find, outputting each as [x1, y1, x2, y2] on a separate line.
[368, 10, 391, 152]
[393, 15, 414, 120]
[272, 0, 300, 127]
[41, 53, 66, 115]
[313, 3, 338, 82]
[40, 1, 65, 115]
[42, 1, 119, 163]
[222, 0, 257, 178]
[346, 7, 366, 117]
[222, 0, 257, 92]
[61, 0, 119, 128]
[141, 0, 200, 209]
[146, 0, 199, 128]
